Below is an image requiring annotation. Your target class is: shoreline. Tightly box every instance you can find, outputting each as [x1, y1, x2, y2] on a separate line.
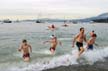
[43, 58, 108, 71]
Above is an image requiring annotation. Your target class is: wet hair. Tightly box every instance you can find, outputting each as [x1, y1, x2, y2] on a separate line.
[52, 24, 55, 28]
[92, 34, 97, 37]
[52, 35, 57, 39]
[52, 35, 54, 37]
[80, 27, 84, 31]
[22, 39, 27, 43]
[92, 30, 94, 32]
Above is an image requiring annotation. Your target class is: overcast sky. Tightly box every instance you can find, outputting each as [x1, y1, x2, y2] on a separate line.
[0, 0, 108, 20]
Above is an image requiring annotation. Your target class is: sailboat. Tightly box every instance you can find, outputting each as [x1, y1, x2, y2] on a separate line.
[3, 19, 12, 23]
[36, 13, 42, 23]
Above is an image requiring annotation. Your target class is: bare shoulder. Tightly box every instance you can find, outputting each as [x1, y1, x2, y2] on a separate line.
[28, 44, 31, 47]
[21, 44, 24, 48]
[76, 33, 80, 37]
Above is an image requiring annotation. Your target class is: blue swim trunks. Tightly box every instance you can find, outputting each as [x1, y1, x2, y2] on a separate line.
[88, 45, 93, 50]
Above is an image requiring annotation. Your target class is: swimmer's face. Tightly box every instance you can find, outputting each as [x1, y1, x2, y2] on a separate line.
[93, 36, 96, 39]
[92, 36, 96, 39]
[23, 42, 27, 45]
[54, 37, 57, 40]
[52, 37, 57, 41]
[81, 29, 84, 33]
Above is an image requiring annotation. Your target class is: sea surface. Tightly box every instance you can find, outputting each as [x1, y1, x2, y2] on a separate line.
[0, 22, 108, 71]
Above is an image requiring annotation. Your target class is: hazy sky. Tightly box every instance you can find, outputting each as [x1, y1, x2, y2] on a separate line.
[0, 0, 108, 20]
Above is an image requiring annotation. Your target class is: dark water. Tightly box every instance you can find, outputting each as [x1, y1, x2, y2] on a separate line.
[43, 57, 108, 71]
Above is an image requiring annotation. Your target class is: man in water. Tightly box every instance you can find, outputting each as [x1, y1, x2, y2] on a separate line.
[72, 27, 87, 58]
[43, 35, 62, 55]
[62, 21, 68, 27]
[48, 24, 56, 31]
[86, 34, 97, 50]
[18, 39, 32, 62]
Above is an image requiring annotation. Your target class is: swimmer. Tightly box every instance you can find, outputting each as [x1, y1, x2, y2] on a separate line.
[18, 39, 32, 62]
[43, 35, 62, 55]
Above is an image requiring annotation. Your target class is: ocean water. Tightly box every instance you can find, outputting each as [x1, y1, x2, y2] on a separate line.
[0, 22, 108, 71]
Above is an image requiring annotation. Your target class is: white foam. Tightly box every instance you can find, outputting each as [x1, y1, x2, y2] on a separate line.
[10, 47, 108, 71]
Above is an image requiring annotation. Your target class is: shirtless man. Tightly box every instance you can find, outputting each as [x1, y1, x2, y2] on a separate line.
[87, 34, 97, 50]
[72, 27, 87, 58]
[18, 39, 32, 62]
[44, 35, 62, 55]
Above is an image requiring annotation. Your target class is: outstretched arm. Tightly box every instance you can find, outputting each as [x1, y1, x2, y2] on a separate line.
[43, 40, 50, 44]
[18, 45, 23, 52]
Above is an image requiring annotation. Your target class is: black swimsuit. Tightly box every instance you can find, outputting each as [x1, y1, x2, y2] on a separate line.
[76, 42, 83, 51]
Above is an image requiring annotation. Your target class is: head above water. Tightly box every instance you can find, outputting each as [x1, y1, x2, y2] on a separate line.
[22, 39, 27, 43]
[52, 35, 54, 37]
[80, 27, 84, 33]
[92, 34, 97, 38]
[92, 30, 94, 32]
[51, 24, 55, 28]
[50, 35, 55, 38]
[51, 35, 57, 40]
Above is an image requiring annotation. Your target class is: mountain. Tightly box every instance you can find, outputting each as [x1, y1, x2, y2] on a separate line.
[75, 13, 108, 23]
[98, 13, 108, 18]
[91, 13, 108, 23]
[15, 13, 108, 23]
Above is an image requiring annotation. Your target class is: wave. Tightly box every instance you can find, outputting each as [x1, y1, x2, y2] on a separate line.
[10, 46, 108, 71]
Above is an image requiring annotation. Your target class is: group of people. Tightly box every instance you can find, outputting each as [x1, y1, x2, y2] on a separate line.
[48, 24, 69, 31]
[72, 27, 97, 58]
[18, 26, 97, 62]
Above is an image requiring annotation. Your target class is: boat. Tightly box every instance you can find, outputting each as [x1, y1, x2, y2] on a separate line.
[36, 20, 42, 23]
[3, 19, 12, 23]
